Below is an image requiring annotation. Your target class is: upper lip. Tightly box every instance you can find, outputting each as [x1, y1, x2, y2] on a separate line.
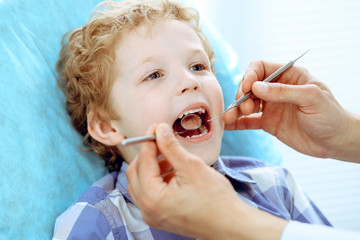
[176, 107, 206, 120]
[174, 102, 210, 121]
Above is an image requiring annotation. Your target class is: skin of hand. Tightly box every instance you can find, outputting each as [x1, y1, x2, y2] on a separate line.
[224, 61, 360, 162]
[126, 123, 288, 240]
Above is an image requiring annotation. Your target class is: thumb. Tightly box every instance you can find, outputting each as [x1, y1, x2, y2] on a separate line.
[155, 123, 193, 170]
[252, 81, 312, 106]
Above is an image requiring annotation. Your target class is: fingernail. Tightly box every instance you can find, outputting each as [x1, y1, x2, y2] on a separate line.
[253, 82, 269, 93]
[241, 74, 246, 82]
[158, 123, 173, 136]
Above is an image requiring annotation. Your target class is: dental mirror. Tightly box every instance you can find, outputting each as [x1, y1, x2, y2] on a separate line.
[180, 113, 202, 131]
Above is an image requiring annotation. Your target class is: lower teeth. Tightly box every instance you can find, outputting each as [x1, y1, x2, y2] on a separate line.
[185, 125, 208, 138]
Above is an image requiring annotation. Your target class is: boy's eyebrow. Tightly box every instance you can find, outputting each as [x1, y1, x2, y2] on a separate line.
[139, 56, 156, 65]
[131, 56, 156, 73]
[131, 48, 207, 72]
[189, 48, 207, 57]
[189, 48, 211, 62]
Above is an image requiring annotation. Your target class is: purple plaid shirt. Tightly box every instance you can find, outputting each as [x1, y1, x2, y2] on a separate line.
[53, 156, 331, 239]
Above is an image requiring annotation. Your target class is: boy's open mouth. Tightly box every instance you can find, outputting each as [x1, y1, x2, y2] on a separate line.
[172, 107, 210, 138]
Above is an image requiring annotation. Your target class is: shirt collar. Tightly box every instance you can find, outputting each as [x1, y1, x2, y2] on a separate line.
[116, 162, 135, 204]
[116, 156, 256, 204]
[213, 157, 256, 184]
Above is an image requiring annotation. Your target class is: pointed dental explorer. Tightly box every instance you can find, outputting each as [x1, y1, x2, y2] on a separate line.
[207, 49, 310, 122]
[120, 134, 156, 147]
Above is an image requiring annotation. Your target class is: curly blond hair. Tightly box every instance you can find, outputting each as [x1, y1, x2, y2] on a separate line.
[57, 0, 215, 171]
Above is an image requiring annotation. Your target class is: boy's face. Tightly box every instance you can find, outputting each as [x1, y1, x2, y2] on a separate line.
[111, 19, 224, 165]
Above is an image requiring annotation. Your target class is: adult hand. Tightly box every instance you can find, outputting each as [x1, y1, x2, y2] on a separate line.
[224, 61, 360, 162]
[126, 123, 287, 240]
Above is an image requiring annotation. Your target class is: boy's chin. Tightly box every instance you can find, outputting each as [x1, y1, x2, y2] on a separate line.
[177, 126, 223, 165]
[181, 135, 222, 165]
[186, 147, 220, 166]
[203, 156, 219, 166]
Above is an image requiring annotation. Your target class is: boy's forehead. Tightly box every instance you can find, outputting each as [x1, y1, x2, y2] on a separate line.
[114, 19, 205, 66]
[117, 19, 201, 46]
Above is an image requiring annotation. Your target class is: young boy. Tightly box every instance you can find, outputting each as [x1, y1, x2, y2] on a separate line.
[53, 0, 331, 239]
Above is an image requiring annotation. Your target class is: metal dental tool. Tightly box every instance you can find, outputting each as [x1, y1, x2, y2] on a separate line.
[120, 134, 157, 147]
[207, 50, 309, 122]
[120, 114, 202, 147]
[179, 113, 202, 130]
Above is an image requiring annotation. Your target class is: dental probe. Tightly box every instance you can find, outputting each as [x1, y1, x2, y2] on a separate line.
[207, 49, 310, 122]
[120, 134, 157, 147]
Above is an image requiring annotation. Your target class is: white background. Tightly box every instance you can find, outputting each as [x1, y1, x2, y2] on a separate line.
[189, 0, 360, 231]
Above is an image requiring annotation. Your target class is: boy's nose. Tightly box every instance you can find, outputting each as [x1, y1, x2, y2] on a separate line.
[178, 71, 200, 95]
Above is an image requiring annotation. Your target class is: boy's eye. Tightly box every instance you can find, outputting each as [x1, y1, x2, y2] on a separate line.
[190, 64, 206, 71]
[145, 71, 162, 81]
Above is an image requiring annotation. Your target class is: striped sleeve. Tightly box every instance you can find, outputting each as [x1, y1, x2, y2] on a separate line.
[280, 167, 332, 226]
[53, 202, 116, 240]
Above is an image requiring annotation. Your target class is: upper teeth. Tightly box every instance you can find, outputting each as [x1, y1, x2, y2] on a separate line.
[178, 107, 205, 119]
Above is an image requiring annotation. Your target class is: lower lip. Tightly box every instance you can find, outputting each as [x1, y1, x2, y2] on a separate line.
[177, 129, 213, 143]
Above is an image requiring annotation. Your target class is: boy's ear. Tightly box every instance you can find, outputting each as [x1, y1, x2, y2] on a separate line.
[87, 111, 125, 146]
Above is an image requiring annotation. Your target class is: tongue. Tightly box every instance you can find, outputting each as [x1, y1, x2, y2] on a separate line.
[180, 114, 202, 130]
